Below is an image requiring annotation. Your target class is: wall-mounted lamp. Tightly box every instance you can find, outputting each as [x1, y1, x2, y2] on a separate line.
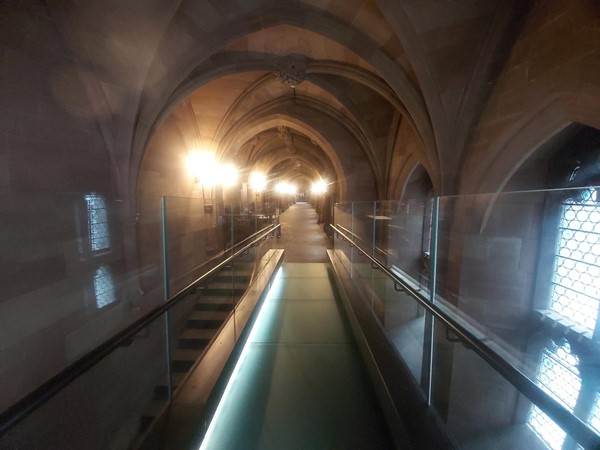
[221, 163, 239, 187]
[188, 151, 218, 186]
[187, 151, 238, 213]
[276, 181, 297, 195]
[311, 179, 328, 195]
[249, 172, 267, 192]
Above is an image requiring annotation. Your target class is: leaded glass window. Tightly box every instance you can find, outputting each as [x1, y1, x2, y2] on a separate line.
[94, 265, 116, 309]
[529, 407, 566, 450]
[529, 187, 600, 448]
[590, 394, 600, 434]
[84, 194, 110, 253]
[529, 341, 581, 449]
[550, 188, 600, 333]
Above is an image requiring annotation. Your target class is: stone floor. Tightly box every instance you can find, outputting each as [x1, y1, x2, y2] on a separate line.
[277, 202, 332, 262]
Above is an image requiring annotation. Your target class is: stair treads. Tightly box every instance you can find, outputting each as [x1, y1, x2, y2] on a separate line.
[195, 296, 235, 311]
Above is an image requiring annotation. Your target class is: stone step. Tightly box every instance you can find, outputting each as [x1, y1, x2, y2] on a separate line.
[171, 348, 203, 373]
[152, 372, 187, 401]
[213, 270, 251, 283]
[170, 359, 194, 374]
[201, 283, 246, 296]
[139, 400, 167, 433]
[187, 310, 230, 328]
[195, 295, 235, 311]
[178, 328, 217, 349]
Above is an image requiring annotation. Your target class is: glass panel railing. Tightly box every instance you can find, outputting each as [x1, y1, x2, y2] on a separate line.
[333, 186, 600, 449]
[367, 259, 427, 387]
[429, 318, 590, 450]
[152, 200, 281, 439]
[349, 246, 373, 303]
[335, 201, 353, 233]
[228, 213, 275, 247]
[352, 201, 376, 255]
[379, 198, 432, 291]
[435, 191, 544, 369]
[1, 317, 170, 449]
[0, 192, 164, 417]
[163, 196, 229, 295]
[332, 203, 353, 276]
[435, 188, 600, 444]
[0, 195, 282, 449]
[333, 205, 429, 396]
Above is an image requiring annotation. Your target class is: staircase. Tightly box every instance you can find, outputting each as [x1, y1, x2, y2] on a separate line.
[137, 263, 253, 435]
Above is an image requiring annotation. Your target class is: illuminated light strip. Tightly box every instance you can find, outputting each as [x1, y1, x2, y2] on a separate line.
[199, 267, 282, 450]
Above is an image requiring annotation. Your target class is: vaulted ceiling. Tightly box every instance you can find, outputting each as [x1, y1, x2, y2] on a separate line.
[34, 0, 526, 198]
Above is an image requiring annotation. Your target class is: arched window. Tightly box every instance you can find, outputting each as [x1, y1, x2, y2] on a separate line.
[94, 265, 116, 309]
[83, 193, 116, 309]
[549, 187, 600, 334]
[529, 187, 600, 447]
[529, 341, 582, 449]
[527, 126, 600, 448]
[84, 193, 110, 253]
[391, 164, 434, 285]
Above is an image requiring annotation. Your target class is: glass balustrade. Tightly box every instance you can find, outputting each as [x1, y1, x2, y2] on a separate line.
[0, 196, 281, 449]
[333, 186, 600, 450]
[4, 187, 599, 449]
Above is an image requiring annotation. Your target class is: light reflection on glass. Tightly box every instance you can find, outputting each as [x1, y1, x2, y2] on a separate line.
[529, 405, 566, 450]
[94, 265, 116, 309]
[529, 342, 581, 449]
[550, 188, 600, 332]
[530, 187, 600, 447]
[85, 193, 111, 252]
[590, 394, 600, 434]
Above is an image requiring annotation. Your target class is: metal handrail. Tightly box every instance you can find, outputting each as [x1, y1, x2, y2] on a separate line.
[0, 223, 280, 437]
[334, 224, 388, 259]
[331, 224, 600, 449]
[176, 219, 279, 282]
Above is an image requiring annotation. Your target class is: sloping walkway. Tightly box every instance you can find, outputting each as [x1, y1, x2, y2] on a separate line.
[201, 204, 393, 449]
[277, 202, 332, 262]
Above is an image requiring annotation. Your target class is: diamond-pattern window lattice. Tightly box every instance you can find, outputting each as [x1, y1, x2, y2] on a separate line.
[529, 406, 566, 450]
[85, 194, 110, 252]
[550, 188, 600, 333]
[94, 265, 116, 309]
[530, 188, 600, 449]
[537, 343, 581, 409]
[529, 342, 581, 449]
[590, 393, 600, 434]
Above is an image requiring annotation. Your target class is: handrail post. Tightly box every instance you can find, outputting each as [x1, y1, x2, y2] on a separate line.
[350, 202, 355, 278]
[161, 197, 173, 403]
[421, 197, 439, 405]
[372, 201, 377, 259]
[429, 197, 440, 304]
[230, 214, 235, 257]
